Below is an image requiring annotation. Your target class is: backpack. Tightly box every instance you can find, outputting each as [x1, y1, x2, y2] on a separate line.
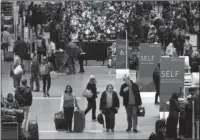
[39, 63, 49, 76]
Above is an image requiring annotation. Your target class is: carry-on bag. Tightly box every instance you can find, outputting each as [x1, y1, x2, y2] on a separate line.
[137, 106, 145, 117]
[73, 108, 85, 133]
[4, 51, 13, 61]
[82, 89, 93, 98]
[155, 119, 166, 133]
[28, 118, 39, 140]
[54, 111, 66, 130]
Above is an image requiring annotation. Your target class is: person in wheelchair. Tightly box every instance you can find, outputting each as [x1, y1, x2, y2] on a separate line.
[3, 93, 19, 109]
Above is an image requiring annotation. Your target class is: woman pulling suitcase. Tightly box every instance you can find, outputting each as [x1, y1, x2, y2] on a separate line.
[60, 85, 78, 132]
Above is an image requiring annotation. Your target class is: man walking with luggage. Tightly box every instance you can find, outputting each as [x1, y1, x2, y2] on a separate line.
[120, 75, 142, 133]
[15, 79, 32, 129]
[30, 53, 40, 92]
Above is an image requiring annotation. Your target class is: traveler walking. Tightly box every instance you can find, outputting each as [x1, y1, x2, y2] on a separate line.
[59, 85, 78, 132]
[166, 92, 181, 139]
[153, 63, 160, 105]
[1, 27, 11, 52]
[13, 36, 28, 64]
[37, 33, 47, 64]
[66, 37, 79, 74]
[48, 38, 56, 69]
[30, 53, 40, 92]
[39, 57, 53, 97]
[77, 34, 85, 73]
[15, 79, 32, 130]
[120, 75, 142, 133]
[84, 75, 98, 121]
[99, 84, 120, 132]
[11, 52, 23, 88]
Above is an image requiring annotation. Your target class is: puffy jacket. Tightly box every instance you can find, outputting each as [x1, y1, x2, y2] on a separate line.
[15, 86, 32, 107]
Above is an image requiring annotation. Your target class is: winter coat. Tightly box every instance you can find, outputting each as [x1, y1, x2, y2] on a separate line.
[120, 80, 142, 106]
[15, 86, 32, 107]
[99, 91, 120, 114]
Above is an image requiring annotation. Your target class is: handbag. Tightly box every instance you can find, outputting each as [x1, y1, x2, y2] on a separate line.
[137, 106, 145, 117]
[13, 65, 23, 75]
[50, 71, 58, 79]
[82, 89, 93, 98]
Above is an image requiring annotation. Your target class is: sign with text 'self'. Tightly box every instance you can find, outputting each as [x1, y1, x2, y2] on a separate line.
[160, 57, 184, 112]
[116, 39, 128, 69]
[138, 43, 161, 92]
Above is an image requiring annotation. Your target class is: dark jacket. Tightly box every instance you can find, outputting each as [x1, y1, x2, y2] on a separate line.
[99, 91, 120, 114]
[87, 82, 97, 99]
[153, 67, 160, 86]
[120, 80, 142, 106]
[169, 94, 181, 119]
[15, 86, 33, 107]
[14, 40, 28, 59]
[31, 56, 39, 74]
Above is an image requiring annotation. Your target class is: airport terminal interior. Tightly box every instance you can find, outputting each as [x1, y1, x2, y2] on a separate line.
[1, 1, 200, 140]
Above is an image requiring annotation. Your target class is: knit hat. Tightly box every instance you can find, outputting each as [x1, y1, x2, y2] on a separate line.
[90, 75, 95, 79]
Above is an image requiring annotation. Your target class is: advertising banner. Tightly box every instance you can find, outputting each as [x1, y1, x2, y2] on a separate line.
[160, 57, 184, 112]
[115, 39, 128, 69]
[137, 43, 161, 91]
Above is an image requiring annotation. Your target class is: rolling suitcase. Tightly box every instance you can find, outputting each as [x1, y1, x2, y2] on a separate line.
[4, 51, 14, 61]
[54, 111, 66, 130]
[73, 108, 85, 133]
[28, 118, 39, 140]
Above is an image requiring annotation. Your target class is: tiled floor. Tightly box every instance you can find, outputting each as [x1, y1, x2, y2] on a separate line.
[1, 61, 159, 139]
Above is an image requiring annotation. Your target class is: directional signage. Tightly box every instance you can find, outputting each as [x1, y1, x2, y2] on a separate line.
[116, 39, 128, 69]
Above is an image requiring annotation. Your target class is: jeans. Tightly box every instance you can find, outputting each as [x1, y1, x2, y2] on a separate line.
[104, 108, 115, 129]
[64, 107, 74, 131]
[85, 98, 96, 120]
[19, 106, 30, 130]
[42, 74, 51, 93]
[68, 57, 76, 74]
[125, 104, 138, 129]
[13, 73, 23, 88]
[30, 73, 40, 90]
